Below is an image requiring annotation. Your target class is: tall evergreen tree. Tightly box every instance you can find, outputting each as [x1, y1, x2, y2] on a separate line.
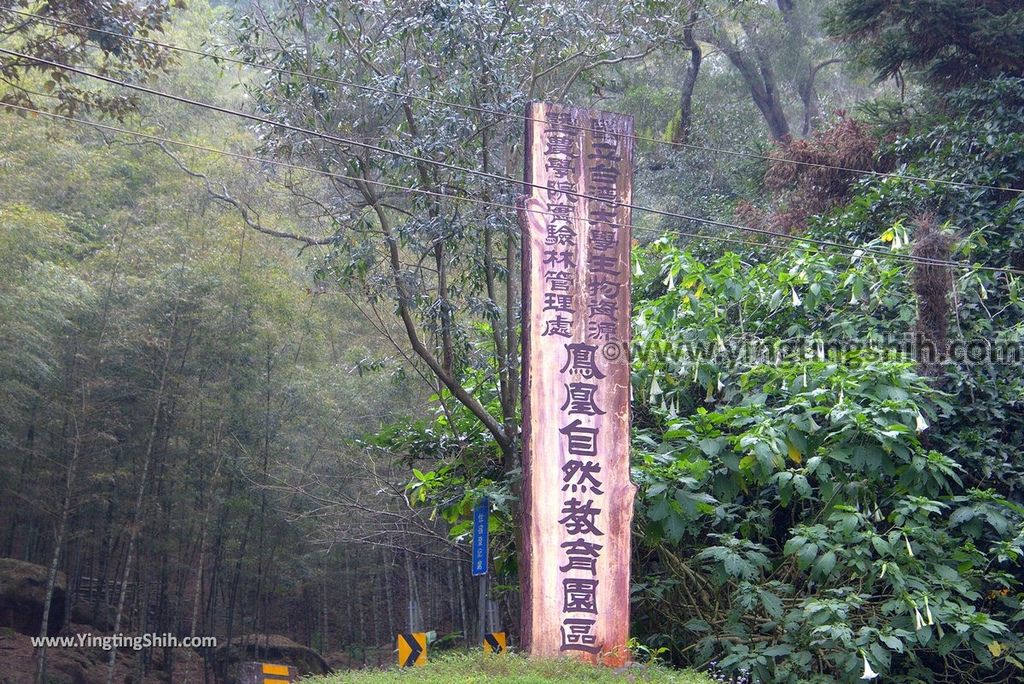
[825, 0, 1024, 88]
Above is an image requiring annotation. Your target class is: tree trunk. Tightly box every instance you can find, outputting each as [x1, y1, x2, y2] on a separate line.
[710, 23, 791, 141]
[34, 417, 80, 684]
[106, 299, 178, 684]
[673, 13, 703, 144]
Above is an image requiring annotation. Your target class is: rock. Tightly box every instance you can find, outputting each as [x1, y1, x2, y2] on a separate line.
[0, 557, 66, 636]
[324, 650, 354, 670]
[212, 634, 331, 681]
[71, 601, 117, 631]
[50, 658, 89, 684]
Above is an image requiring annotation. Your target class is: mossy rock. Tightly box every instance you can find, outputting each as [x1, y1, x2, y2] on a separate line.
[0, 557, 65, 636]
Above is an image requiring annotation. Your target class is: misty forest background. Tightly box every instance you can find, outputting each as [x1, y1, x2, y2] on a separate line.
[1, 0, 1023, 682]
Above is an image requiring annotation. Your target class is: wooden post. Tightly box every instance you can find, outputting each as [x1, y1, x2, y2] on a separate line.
[519, 102, 636, 665]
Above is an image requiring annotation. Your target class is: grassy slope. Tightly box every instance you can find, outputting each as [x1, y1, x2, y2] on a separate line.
[306, 652, 712, 684]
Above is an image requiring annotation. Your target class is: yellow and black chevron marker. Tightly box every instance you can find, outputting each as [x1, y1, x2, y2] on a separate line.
[237, 661, 298, 683]
[260, 663, 296, 683]
[483, 632, 506, 654]
[397, 632, 427, 667]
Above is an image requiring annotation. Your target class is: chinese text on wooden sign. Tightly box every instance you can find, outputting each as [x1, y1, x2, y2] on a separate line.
[520, 102, 636, 666]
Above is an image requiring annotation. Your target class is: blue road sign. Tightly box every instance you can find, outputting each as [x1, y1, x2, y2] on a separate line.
[472, 497, 489, 576]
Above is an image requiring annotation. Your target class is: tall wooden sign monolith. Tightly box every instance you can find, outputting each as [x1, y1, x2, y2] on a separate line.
[519, 102, 635, 665]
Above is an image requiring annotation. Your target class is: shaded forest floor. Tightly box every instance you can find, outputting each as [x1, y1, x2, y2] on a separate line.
[0, 624, 201, 684]
[307, 652, 713, 684]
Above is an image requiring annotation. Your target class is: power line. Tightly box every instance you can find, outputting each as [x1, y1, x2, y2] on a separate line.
[7, 7, 1023, 196]
[9, 47, 1021, 276]
[0, 50, 1017, 276]
[0, 100, 796, 257]
[2, 100, 1016, 278]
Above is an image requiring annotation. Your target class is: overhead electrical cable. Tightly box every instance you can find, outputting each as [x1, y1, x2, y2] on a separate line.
[7, 8, 1024, 196]
[1, 49, 1019, 275]
[0, 100, 812, 257]
[2, 100, 1018, 278]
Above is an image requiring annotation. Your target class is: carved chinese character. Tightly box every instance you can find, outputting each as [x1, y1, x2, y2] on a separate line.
[561, 383, 604, 416]
[561, 538, 603, 574]
[587, 277, 621, 299]
[590, 228, 618, 252]
[559, 419, 598, 458]
[544, 249, 576, 269]
[589, 163, 620, 185]
[546, 180, 579, 204]
[588, 298, 618, 321]
[545, 132, 576, 157]
[588, 140, 621, 162]
[547, 112, 576, 130]
[562, 459, 604, 494]
[558, 497, 603, 535]
[543, 293, 574, 313]
[545, 270, 574, 293]
[588, 203, 617, 224]
[559, 618, 599, 653]
[551, 203, 574, 220]
[560, 343, 605, 379]
[562, 578, 599, 614]
[545, 224, 576, 247]
[587, 253, 621, 277]
[545, 155, 574, 179]
[542, 314, 573, 338]
[588, 117, 615, 140]
[586, 320, 618, 341]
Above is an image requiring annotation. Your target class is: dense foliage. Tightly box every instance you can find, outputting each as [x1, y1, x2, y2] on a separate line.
[0, 0, 174, 117]
[630, 78, 1024, 683]
[391, 77, 1024, 682]
[825, 0, 1024, 88]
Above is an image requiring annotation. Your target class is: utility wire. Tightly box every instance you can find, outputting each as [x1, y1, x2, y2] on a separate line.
[0, 100, 803, 257]
[7, 8, 1024, 196]
[6, 46, 1015, 278]
[2, 100, 1017, 278]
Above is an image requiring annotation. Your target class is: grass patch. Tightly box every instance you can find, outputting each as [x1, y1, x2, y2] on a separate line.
[305, 651, 712, 683]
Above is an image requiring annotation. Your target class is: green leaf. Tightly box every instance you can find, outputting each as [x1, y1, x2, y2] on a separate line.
[813, 550, 837, 577]
[699, 437, 725, 456]
[784, 536, 807, 556]
[760, 591, 784, 619]
[879, 634, 904, 653]
[797, 543, 819, 570]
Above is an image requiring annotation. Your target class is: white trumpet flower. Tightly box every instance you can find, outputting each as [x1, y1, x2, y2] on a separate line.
[861, 652, 879, 680]
[924, 596, 935, 626]
[914, 606, 925, 631]
[650, 376, 663, 401]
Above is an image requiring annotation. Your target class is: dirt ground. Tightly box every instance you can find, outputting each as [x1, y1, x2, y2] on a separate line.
[0, 623, 208, 684]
